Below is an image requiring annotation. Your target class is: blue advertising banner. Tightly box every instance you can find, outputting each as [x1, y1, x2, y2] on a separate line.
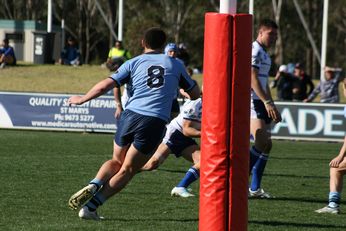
[0, 92, 117, 133]
[272, 102, 345, 142]
[0, 91, 345, 141]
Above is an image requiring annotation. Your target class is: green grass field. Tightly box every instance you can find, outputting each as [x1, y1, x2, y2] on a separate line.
[1, 64, 346, 230]
[0, 63, 203, 94]
[1, 129, 346, 231]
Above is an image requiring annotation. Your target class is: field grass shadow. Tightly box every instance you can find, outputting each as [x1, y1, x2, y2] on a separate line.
[265, 173, 328, 179]
[271, 156, 330, 161]
[102, 217, 198, 222]
[157, 168, 188, 174]
[250, 220, 346, 229]
[265, 197, 327, 204]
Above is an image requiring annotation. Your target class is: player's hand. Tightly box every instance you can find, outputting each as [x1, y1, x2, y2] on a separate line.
[265, 103, 282, 123]
[329, 155, 344, 168]
[114, 104, 123, 119]
[68, 96, 83, 106]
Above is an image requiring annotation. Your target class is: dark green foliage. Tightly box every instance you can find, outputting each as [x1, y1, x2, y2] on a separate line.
[1, 1, 345, 72]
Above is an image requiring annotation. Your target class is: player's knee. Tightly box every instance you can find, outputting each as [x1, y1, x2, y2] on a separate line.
[330, 166, 344, 174]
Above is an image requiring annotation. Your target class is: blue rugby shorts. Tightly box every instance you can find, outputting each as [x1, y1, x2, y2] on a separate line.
[163, 128, 197, 157]
[115, 110, 166, 155]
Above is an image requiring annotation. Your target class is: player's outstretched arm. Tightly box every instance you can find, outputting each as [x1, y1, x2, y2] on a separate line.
[182, 119, 201, 138]
[68, 78, 116, 105]
[141, 143, 170, 171]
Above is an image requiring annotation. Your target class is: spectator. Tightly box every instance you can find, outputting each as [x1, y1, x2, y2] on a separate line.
[106, 40, 131, 71]
[292, 63, 314, 101]
[0, 38, 16, 68]
[304, 66, 344, 103]
[177, 43, 190, 67]
[59, 37, 81, 66]
[272, 64, 297, 101]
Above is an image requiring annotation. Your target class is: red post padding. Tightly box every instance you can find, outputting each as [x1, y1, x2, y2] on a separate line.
[199, 13, 252, 231]
[199, 13, 233, 231]
[228, 14, 252, 231]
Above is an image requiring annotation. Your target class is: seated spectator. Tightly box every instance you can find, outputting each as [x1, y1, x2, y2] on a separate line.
[59, 37, 81, 66]
[292, 63, 314, 101]
[304, 66, 344, 103]
[106, 40, 131, 71]
[0, 38, 16, 68]
[271, 64, 297, 101]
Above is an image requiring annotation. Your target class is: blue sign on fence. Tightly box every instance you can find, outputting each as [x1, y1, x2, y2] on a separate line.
[272, 102, 345, 142]
[0, 92, 345, 142]
[0, 92, 117, 133]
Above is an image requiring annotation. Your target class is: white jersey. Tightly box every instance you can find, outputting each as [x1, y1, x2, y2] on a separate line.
[251, 41, 272, 100]
[168, 98, 202, 133]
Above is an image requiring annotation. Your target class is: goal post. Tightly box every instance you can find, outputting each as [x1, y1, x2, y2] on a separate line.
[199, 12, 252, 231]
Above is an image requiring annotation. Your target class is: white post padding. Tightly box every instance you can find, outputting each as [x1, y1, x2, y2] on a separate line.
[47, 0, 52, 32]
[320, 0, 329, 81]
[220, 0, 237, 14]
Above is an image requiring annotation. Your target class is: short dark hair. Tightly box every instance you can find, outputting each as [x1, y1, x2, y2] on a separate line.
[3, 38, 9, 44]
[143, 27, 166, 50]
[258, 19, 278, 30]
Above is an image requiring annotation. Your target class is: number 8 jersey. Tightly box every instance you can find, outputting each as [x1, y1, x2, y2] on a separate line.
[110, 51, 196, 122]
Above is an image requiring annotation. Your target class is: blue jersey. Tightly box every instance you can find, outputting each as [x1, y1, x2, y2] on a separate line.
[110, 51, 196, 122]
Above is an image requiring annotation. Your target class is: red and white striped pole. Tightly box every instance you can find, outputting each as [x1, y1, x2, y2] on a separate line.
[199, 1, 252, 230]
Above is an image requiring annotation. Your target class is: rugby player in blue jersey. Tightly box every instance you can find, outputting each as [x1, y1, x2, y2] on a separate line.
[142, 97, 202, 198]
[249, 19, 282, 199]
[67, 27, 200, 220]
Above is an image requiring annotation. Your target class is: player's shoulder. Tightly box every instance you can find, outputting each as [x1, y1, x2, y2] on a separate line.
[182, 98, 202, 120]
[183, 98, 202, 112]
[252, 41, 265, 54]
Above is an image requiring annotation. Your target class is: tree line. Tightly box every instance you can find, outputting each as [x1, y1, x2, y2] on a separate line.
[1, 0, 345, 77]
